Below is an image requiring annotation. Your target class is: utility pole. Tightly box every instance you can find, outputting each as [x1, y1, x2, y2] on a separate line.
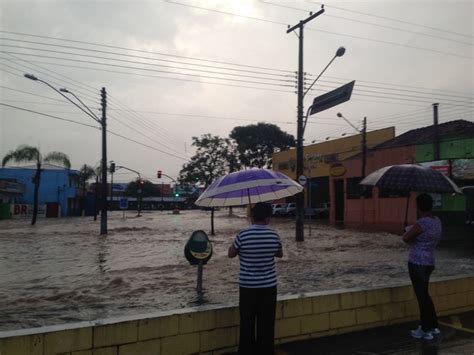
[361, 117, 367, 178]
[100, 88, 108, 235]
[433, 103, 440, 160]
[287, 7, 325, 242]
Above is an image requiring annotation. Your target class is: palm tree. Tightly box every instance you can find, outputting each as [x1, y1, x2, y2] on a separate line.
[77, 164, 96, 216]
[2, 145, 71, 225]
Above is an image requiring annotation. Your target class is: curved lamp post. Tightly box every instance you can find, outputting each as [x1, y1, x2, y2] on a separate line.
[24, 74, 109, 235]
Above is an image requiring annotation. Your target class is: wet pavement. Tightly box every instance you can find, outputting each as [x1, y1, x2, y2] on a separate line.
[1, 209, 473, 331]
[271, 311, 474, 355]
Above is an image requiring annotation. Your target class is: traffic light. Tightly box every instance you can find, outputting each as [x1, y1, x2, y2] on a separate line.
[157, 170, 162, 179]
[175, 192, 180, 197]
[138, 180, 145, 187]
[110, 162, 115, 173]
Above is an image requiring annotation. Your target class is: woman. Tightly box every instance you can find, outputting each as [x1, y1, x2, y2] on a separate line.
[403, 193, 442, 340]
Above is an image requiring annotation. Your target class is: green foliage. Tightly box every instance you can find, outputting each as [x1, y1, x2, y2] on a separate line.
[179, 134, 241, 186]
[125, 179, 159, 197]
[230, 123, 295, 168]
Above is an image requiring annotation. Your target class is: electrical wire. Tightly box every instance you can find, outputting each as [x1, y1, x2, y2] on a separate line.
[0, 103, 190, 161]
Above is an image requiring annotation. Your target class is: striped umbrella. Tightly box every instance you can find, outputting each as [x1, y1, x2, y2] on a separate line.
[195, 168, 303, 207]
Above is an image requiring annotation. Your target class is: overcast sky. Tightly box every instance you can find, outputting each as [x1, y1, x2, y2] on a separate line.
[0, 0, 472, 182]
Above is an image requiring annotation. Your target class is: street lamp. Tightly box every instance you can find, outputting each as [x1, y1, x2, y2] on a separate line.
[24, 73, 109, 235]
[294, 47, 346, 242]
[336, 113, 368, 177]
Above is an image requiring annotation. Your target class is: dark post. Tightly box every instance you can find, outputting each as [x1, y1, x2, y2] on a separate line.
[361, 117, 367, 178]
[94, 173, 98, 221]
[197, 260, 203, 294]
[295, 23, 305, 242]
[287, 7, 325, 242]
[433, 103, 440, 160]
[100, 87, 108, 235]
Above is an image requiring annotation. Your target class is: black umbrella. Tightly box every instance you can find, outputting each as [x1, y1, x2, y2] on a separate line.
[360, 164, 462, 225]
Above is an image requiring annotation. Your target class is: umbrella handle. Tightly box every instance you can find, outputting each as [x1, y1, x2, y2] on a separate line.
[404, 192, 410, 227]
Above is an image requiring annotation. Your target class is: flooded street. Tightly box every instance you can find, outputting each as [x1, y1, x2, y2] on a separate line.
[1, 209, 473, 331]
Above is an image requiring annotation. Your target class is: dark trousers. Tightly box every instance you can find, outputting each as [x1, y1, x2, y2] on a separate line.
[238, 286, 277, 355]
[408, 262, 438, 331]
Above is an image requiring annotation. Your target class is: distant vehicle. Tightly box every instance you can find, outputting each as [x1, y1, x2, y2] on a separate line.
[285, 203, 296, 216]
[271, 203, 287, 216]
[314, 202, 330, 217]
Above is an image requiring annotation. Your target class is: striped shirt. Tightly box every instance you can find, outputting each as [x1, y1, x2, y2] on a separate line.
[233, 224, 282, 288]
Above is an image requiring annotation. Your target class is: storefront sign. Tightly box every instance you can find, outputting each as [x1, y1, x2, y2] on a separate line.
[330, 164, 347, 177]
[12, 204, 46, 218]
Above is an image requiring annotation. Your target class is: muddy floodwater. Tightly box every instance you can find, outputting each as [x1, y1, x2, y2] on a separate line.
[1, 209, 473, 331]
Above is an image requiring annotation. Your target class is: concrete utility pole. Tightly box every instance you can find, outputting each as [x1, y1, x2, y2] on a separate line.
[433, 103, 440, 160]
[361, 117, 367, 178]
[287, 7, 325, 242]
[100, 88, 108, 235]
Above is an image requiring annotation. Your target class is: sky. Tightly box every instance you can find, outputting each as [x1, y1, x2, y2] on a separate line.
[0, 0, 472, 183]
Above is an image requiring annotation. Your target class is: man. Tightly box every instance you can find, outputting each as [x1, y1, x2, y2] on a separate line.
[228, 202, 283, 355]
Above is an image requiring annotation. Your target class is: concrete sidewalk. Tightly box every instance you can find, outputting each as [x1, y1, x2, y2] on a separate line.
[274, 311, 474, 355]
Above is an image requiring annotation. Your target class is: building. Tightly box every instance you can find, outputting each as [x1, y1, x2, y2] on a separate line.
[272, 127, 395, 209]
[328, 119, 474, 231]
[0, 163, 79, 217]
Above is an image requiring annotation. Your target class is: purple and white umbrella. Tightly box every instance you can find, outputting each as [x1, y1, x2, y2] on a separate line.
[195, 168, 303, 207]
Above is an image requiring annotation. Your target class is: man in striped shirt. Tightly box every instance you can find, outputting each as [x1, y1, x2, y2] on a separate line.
[228, 202, 283, 355]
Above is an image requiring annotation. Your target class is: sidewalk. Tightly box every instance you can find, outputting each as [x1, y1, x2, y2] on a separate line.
[274, 311, 474, 355]
[226, 311, 474, 354]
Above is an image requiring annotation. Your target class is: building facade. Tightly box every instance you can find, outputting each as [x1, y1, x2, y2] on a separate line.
[0, 163, 79, 217]
[328, 120, 474, 231]
[272, 127, 395, 209]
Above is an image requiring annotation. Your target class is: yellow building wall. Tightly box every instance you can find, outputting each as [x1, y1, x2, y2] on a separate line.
[273, 127, 395, 179]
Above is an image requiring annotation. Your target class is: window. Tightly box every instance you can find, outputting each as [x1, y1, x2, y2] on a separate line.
[346, 177, 372, 199]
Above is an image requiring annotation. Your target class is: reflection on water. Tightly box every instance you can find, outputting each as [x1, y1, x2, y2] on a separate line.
[0, 209, 473, 331]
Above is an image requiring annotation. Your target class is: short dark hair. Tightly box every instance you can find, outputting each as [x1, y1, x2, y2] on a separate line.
[416, 193, 433, 212]
[251, 202, 272, 222]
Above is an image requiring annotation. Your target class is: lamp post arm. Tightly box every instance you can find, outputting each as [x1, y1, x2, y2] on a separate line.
[340, 116, 360, 133]
[36, 79, 100, 123]
[303, 55, 337, 98]
[302, 105, 314, 138]
[65, 90, 100, 123]
[116, 165, 141, 178]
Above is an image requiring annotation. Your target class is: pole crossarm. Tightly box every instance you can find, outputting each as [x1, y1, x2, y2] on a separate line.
[286, 8, 325, 33]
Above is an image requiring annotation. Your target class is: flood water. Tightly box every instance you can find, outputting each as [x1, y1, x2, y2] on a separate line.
[1, 209, 473, 331]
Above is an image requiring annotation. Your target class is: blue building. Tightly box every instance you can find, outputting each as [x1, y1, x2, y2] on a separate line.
[0, 163, 79, 217]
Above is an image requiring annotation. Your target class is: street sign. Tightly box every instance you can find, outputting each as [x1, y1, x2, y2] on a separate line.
[298, 174, 307, 186]
[119, 198, 128, 210]
[309, 80, 355, 115]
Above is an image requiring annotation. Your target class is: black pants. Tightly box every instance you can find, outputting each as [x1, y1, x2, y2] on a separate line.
[408, 262, 438, 331]
[239, 286, 277, 355]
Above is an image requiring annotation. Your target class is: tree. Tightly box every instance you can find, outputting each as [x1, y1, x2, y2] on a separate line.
[2, 145, 71, 225]
[77, 164, 96, 215]
[179, 134, 240, 187]
[125, 179, 159, 198]
[230, 123, 295, 168]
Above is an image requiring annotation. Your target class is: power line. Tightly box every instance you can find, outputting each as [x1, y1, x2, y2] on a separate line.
[309, 1, 473, 39]
[0, 43, 295, 84]
[259, 1, 472, 46]
[0, 30, 294, 74]
[0, 53, 205, 153]
[0, 50, 295, 88]
[0, 103, 190, 161]
[0, 57, 293, 93]
[2, 32, 470, 99]
[163, 0, 472, 60]
[0, 37, 295, 79]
